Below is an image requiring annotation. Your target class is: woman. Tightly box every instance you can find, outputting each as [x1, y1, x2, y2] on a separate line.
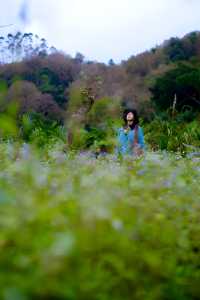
[116, 109, 145, 157]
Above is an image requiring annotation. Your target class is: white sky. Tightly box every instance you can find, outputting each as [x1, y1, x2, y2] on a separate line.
[1, 0, 200, 63]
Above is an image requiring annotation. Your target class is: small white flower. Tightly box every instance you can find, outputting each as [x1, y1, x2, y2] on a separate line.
[112, 219, 123, 231]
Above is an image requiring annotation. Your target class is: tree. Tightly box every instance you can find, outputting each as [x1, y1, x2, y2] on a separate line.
[108, 59, 115, 66]
[75, 52, 84, 64]
[0, 32, 57, 64]
[6, 80, 64, 121]
[150, 63, 200, 111]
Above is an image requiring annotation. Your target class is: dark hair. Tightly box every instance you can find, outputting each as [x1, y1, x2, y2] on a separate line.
[123, 109, 139, 129]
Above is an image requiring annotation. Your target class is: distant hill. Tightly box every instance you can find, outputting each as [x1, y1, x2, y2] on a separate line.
[0, 31, 200, 121]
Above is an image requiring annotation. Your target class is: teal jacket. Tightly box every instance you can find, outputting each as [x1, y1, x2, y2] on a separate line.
[116, 126, 145, 156]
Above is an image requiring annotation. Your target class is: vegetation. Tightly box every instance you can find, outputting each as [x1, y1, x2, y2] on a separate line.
[150, 63, 200, 112]
[0, 143, 200, 299]
[1, 30, 200, 299]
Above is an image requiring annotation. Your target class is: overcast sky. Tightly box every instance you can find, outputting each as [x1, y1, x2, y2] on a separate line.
[1, 0, 200, 63]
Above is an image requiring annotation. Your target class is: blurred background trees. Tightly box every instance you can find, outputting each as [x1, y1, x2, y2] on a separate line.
[1, 30, 200, 150]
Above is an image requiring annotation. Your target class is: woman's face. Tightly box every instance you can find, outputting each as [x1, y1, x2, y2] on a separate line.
[126, 112, 134, 124]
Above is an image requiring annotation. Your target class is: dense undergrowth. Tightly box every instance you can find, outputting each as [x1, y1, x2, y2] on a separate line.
[0, 141, 200, 299]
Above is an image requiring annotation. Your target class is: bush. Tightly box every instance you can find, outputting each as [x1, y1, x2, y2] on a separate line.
[144, 117, 200, 153]
[150, 63, 200, 112]
[87, 97, 122, 127]
[21, 112, 66, 147]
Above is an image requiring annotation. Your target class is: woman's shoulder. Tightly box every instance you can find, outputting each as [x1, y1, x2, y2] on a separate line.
[135, 125, 143, 131]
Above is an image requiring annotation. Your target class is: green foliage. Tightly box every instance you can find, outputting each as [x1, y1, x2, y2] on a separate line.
[150, 63, 200, 111]
[85, 125, 117, 154]
[0, 80, 8, 94]
[21, 112, 66, 147]
[67, 86, 85, 115]
[0, 145, 200, 299]
[0, 80, 8, 106]
[144, 116, 200, 152]
[11, 75, 23, 84]
[66, 89, 119, 152]
[165, 37, 189, 62]
[37, 68, 68, 107]
[165, 32, 200, 62]
[87, 97, 122, 126]
[0, 103, 19, 140]
[67, 127, 89, 151]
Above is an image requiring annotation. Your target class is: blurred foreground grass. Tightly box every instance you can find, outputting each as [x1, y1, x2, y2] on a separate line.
[0, 142, 200, 300]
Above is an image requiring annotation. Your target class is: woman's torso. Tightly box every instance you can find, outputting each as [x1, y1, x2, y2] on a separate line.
[117, 126, 144, 155]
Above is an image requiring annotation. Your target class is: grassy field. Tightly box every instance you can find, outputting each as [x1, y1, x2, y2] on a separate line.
[0, 142, 200, 299]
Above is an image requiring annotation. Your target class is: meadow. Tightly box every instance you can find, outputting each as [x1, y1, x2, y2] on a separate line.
[0, 141, 200, 300]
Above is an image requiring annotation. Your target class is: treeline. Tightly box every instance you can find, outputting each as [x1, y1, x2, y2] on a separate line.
[0, 32, 57, 64]
[0, 52, 81, 120]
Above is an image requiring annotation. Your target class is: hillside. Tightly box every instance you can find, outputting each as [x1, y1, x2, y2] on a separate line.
[0, 31, 200, 121]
